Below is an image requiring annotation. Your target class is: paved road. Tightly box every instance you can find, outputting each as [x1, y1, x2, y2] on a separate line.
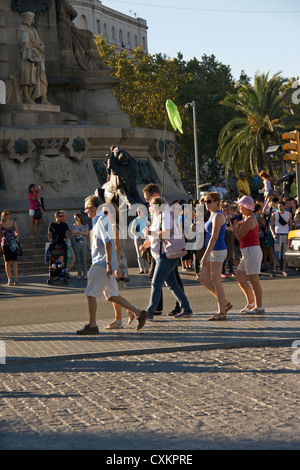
[1, 268, 300, 327]
[1, 346, 300, 450]
[1, 268, 300, 451]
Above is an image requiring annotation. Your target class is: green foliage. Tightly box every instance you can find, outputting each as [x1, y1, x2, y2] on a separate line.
[217, 72, 297, 176]
[95, 36, 299, 191]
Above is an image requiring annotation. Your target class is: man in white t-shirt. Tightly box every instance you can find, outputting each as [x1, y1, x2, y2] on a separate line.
[270, 200, 292, 276]
[77, 195, 147, 335]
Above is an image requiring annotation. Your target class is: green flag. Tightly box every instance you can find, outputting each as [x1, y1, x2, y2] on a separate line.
[166, 99, 183, 134]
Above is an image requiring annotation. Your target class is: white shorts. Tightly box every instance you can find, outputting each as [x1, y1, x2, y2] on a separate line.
[237, 246, 262, 276]
[207, 249, 227, 263]
[84, 264, 119, 299]
[29, 209, 35, 216]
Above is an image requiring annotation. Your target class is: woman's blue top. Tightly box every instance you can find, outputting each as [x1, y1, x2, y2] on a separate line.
[204, 211, 226, 250]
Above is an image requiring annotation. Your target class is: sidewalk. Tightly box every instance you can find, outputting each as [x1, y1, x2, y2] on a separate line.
[1, 269, 300, 365]
[1, 305, 300, 365]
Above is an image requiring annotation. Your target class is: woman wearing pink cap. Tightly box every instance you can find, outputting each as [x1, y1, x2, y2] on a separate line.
[235, 196, 264, 314]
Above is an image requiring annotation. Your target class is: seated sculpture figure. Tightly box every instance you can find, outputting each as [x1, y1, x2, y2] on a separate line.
[55, 0, 110, 72]
[104, 146, 143, 207]
[17, 11, 50, 104]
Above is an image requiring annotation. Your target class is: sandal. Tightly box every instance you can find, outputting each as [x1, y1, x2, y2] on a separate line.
[208, 313, 227, 321]
[225, 302, 233, 313]
[127, 311, 135, 325]
[104, 320, 124, 330]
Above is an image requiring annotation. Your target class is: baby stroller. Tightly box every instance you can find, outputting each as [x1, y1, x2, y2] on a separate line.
[47, 242, 68, 285]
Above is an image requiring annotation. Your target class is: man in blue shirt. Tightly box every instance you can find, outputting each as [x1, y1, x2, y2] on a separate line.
[77, 195, 147, 335]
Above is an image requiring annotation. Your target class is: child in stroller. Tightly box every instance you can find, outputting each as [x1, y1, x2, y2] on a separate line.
[48, 243, 68, 285]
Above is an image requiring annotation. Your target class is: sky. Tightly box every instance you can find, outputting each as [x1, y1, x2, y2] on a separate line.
[103, 0, 300, 82]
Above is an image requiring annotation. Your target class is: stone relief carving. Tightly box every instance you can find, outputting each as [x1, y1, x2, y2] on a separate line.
[17, 11, 50, 104]
[12, 0, 52, 26]
[65, 136, 90, 161]
[6, 137, 35, 163]
[55, 0, 111, 72]
[33, 138, 71, 192]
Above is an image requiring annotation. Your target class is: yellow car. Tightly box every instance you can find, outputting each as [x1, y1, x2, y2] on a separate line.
[286, 229, 300, 269]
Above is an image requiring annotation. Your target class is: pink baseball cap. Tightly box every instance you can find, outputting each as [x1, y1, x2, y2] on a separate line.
[236, 195, 254, 211]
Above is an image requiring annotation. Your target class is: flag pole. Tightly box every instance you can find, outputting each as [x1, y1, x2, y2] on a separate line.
[162, 114, 167, 203]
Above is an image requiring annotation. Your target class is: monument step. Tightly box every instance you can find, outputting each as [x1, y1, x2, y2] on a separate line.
[0, 239, 91, 276]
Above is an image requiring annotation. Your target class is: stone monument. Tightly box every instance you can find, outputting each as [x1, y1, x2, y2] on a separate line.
[0, 0, 188, 266]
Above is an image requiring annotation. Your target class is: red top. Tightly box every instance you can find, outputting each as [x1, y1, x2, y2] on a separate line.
[240, 221, 260, 249]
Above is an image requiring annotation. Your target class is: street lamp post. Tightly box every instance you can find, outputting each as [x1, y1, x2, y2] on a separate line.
[185, 101, 199, 199]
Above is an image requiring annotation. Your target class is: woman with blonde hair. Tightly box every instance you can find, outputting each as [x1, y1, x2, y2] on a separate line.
[199, 192, 232, 320]
[0, 210, 20, 285]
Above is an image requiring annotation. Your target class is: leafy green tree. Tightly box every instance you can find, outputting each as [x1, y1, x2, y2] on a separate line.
[94, 35, 181, 130]
[94, 37, 242, 191]
[175, 54, 236, 188]
[217, 72, 294, 176]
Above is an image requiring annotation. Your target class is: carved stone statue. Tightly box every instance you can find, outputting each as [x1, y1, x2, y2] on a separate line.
[17, 11, 50, 104]
[103, 146, 143, 207]
[55, 0, 111, 72]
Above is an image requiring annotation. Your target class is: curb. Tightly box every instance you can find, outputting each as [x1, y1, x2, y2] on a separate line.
[4, 337, 297, 366]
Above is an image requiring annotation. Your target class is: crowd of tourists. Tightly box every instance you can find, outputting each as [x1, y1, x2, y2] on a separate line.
[0, 170, 299, 333]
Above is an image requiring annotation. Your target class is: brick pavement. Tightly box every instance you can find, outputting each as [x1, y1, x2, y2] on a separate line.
[1, 347, 300, 450]
[0, 304, 299, 364]
[1, 271, 300, 450]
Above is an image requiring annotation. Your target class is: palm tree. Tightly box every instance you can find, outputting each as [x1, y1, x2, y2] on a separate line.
[217, 72, 293, 176]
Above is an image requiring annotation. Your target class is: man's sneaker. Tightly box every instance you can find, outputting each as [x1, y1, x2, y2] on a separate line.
[271, 271, 276, 277]
[168, 308, 181, 316]
[240, 302, 255, 313]
[174, 311, 193, 318]
[221, 274, 229, 278]
[246, 306, 265, 314]
[282, 271, 288, 277]
[76, 324, 99, 335]
[136, 310, 148, 331]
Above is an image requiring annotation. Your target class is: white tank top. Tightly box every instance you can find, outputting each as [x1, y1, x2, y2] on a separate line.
[274, 211, 290, 234]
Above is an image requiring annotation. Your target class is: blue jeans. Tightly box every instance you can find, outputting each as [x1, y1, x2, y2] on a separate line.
[146, 254, 192, 318]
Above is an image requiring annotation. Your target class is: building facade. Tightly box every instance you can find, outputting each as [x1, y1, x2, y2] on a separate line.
[69, 0, 148, 52]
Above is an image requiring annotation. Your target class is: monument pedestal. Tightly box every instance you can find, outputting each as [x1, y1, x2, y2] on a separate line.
[0, 103, 78, 126]
[48, 74, 130, 127]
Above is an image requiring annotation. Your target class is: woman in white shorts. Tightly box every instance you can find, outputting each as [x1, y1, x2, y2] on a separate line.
[235, 196, 264, 314]
[200, 192, 232, 321]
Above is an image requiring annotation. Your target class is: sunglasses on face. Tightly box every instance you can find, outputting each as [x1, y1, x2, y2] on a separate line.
[205, 199, 213, 204]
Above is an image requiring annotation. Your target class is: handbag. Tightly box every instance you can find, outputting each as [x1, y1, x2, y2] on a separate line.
[9, 240, 23, 256]
[34, 208, 42, 219]
[163, 236, 188, 259]
[159, 205, 187, 259]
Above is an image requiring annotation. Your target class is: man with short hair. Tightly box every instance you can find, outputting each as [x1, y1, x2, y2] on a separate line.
[48, 211, 71, 245]
[77, 195, 147, 335]
[270, 200, 292, 277]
